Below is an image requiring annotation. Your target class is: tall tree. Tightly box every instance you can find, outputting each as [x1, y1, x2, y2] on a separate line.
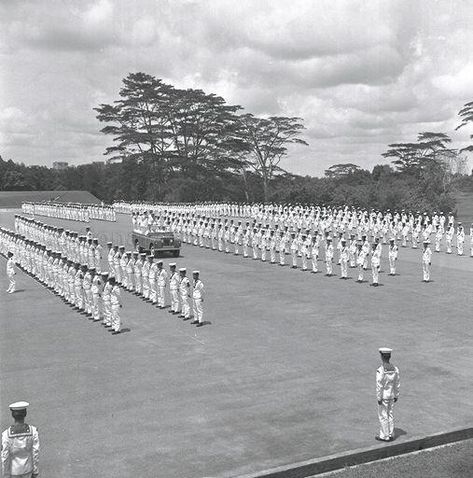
[238, 114, 308, 201]
[94, 73, 175, 200]
[94, 73, 246, 200]
[166, 88, 243, 173]
[324, 163, 361, 178]
[456, 101, 473, 152]
[382, 132, 452, 175]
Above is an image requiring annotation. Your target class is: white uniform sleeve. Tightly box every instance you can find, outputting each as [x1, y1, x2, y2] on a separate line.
[376, 368, 384, 402]
[1, 431, 11, 478]
[394, 368, 400, 399]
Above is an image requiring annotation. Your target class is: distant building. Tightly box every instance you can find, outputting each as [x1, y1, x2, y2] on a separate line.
[52, 161, 69, 170]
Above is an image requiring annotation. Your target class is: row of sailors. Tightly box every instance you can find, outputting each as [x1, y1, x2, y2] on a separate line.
[113, 200, 461, 232]
[114, 201, 245, 217]
[130, 210, 473, 257]
[15, 215, 103, 268]
[105, 244, 205, 325]
[13, 214, 206, 322]
[0, 227, 124, 332]
[87, 205, 116, 222]
[8, 217, 206, 325]
[21, 202, 116, 222]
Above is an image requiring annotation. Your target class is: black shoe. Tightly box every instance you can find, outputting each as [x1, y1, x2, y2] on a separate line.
[196, 322, 204, 327]
[111, 330, 121, 335]
[190, 320, 199, 324]
[183, 317, 191, 321]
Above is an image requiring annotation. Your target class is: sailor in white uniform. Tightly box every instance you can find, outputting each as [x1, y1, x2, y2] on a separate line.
[376, 348, 400, 442]
[1, 401, 40, 478]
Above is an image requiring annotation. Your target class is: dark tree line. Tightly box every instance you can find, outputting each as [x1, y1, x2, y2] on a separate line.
[1, 86, 473, 214]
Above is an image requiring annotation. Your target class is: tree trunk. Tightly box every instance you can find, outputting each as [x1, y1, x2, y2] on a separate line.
[240, 168, 250, 202]
[263, 174, 269, 203]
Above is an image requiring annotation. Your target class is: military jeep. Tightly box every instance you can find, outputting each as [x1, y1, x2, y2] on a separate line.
[132, 231, 181, 257]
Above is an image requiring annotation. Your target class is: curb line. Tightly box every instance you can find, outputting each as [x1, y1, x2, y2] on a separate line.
[234, 426, 473, 478]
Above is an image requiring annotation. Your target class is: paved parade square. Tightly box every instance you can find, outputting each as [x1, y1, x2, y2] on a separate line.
[1, 209, 473, 478]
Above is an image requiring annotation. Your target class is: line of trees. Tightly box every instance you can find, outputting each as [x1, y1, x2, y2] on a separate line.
[94, 73, 308, 202]
[1, 77, 473, 213]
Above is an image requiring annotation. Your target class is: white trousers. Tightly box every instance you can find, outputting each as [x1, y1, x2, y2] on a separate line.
[171, 289, 179, 312]
[158, 285, 165, 307]
[423, 261, 430, 281]
[103, 299, 111, 325]
[279, 251, 285, 265]
[92, 293, 100, 320]
[149, 279, 157, 303]
[7, 274, 15, 292]
[372, 265, 379, 284]
[111, 304, 121, 331]
[193, 298, 203, 322]
[378, 399, 395, 439]
[181, 294, 190, 318]
[357, 264, 363, 281]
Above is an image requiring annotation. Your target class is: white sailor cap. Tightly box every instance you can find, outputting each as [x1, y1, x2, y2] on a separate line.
[379, 347, 392, 354]
[179, 267, 186, 272]
[423, 240, 430, 244]
[192, 270, 200, 274]
[169, 262, 176, 267]
[9, 401, 29, 411]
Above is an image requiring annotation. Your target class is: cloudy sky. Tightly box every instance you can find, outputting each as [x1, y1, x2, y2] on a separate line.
[1, 0, 473, 176]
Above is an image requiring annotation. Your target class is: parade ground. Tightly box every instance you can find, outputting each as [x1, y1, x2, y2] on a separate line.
[1, 209, 473, 478]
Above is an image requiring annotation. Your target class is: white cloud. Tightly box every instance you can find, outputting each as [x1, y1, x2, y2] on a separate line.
[0, 0, 473, 174]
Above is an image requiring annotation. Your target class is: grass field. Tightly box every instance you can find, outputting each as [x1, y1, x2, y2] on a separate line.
[1, 209, 473, 478]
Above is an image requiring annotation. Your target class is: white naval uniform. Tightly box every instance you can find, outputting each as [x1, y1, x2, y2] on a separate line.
[179, 276, 191, 318]
[157, 268, 168, 307]
[110, 284, 122, 332]
[1, 424, 40, 478]
[376, 364, 400, 440]
[6, 257, 16, 293]
[169, 271, 180, 312]
[325, 243, 334, 275]
[192, 279, 205, 323]
[371, 249, 381, 284]
[422, 246, 432, 281]
[388, 244, 398, 275]
[149, 263, 158, 303]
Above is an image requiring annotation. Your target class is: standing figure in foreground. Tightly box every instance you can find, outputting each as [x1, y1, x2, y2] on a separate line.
[6, 251, 16, 294]
[376, 348, 400, 442]
[422, 240, 432, 282]
[110, 276, 123, 334]
[179, 268, 191, 320]
[191, 271, 205, 327]
[388, 238, 398, 276]
[325, 237, 334, 276]
[1, 401, 40, 478]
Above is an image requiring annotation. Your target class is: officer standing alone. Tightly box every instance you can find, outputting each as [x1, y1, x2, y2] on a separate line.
[6, 251, 16, 294]
[1, 401, 40, 478]
[191, 271, 205, 327]
[376, 348, 400, 442]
